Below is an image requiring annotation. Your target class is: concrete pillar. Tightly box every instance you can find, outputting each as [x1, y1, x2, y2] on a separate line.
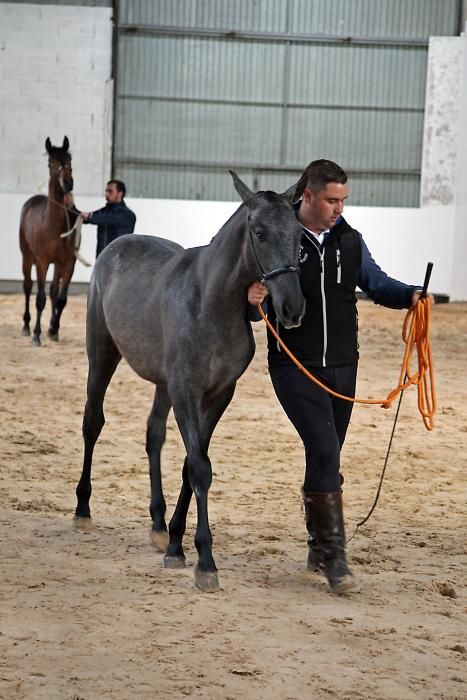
[459, 2, 467, 33]
[451, 23, 467, 300]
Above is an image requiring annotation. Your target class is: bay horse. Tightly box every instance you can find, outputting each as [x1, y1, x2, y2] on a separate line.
[75, 171, 306, 592]
[19, 136, 77, 345]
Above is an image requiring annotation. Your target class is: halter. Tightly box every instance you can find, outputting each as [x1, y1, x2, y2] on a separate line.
[248, 224, 300, 285]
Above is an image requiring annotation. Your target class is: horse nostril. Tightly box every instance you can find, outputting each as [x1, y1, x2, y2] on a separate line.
[281, 303, 304, 329]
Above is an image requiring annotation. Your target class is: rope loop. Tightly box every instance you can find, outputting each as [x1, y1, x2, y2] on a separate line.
[258, 296, 436, 430]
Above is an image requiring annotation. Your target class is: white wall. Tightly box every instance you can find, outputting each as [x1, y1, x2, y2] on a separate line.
[1, 192, 453, 297]
[0, 2, 113, 195]
[0, 3, 465, 299]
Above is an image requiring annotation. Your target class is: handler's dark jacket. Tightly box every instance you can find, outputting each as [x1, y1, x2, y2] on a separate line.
[86, 201, 136, 257]
[264, 216, 417, 369]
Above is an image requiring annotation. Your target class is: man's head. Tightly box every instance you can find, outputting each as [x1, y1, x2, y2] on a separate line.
[105, 179, 126, 204]
[297, 159, 348, 232]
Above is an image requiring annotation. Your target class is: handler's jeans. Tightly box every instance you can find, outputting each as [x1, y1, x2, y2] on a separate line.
[269, 362, 357, 492]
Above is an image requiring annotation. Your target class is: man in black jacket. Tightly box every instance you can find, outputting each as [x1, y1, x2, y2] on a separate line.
[81, 179, 136, 257]
[248, 159, 434, 594]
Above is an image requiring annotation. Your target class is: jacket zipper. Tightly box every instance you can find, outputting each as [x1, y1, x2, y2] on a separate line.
[336, 248, 341, 284]
[275, 319, 281, 352]
[303, 231, 328, 367]
[319, 249, 327, 366]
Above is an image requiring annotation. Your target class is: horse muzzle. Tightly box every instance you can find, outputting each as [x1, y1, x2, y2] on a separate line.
[61, 176, 74, 193]
[277, 299, 306, 329]
[269, 275, 305, 329]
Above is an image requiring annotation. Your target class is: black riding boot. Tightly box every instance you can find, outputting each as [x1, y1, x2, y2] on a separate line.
[303, 490, 357, 593]
[301, 488, 324, 572]
[302, 474, 344, 573]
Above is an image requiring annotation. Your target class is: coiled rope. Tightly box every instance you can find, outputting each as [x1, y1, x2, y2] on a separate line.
[257, 295, 436, 430]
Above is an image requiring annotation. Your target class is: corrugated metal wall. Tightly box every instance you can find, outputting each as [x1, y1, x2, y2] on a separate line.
[114, 0, 460, 205]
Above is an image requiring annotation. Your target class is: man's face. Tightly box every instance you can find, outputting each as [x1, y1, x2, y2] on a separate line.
[105, 183, 123, 204]
[302, 182, 348, 231]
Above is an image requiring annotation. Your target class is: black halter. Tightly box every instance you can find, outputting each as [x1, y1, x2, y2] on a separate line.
[248, 226, 300, 285]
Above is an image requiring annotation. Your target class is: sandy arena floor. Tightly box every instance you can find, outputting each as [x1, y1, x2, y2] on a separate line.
[0, 293, 465, 699]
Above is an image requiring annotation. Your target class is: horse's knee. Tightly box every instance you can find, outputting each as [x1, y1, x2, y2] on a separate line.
[82, 391, 105, 437]
[83, 407, 105, 443]
[146, 425, 166, 455]
[188, 453, 212, 492]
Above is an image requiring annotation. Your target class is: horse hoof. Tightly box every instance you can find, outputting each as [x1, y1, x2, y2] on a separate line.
[73, 516, 92, 530]
[194, 567, 220, 593]
[163, 554, 186, 569]
[48, 330, 59, 341]
[150, 529, 169, 552]
[32, 336, 41, 347]
[22, 327, 30, 337]
[330, 575, 360, 595]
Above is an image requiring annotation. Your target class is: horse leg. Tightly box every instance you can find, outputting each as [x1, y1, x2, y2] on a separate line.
[32, 262, 48, 346]
[164, 457, 192, 568]
[21, 253, 33, 336]
[47, 266, 60, 340]
[75, 314, 121, 525]
[167, 383, 236, 591]
[146, 386, 171, 551]
[49, 261, 74, 340]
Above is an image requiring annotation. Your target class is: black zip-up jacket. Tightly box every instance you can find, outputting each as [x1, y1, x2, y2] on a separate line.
[85, 201, 136, 257]
[265, 216, 417, 368]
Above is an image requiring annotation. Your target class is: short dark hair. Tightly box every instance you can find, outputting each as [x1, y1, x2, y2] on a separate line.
[107, 179, 126, 197]
[297, 159, 347, 195]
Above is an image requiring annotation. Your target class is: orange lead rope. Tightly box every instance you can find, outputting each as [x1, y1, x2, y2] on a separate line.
[258, 295, 436, 430]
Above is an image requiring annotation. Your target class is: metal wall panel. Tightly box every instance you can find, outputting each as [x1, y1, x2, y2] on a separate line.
[114, 0, 460, 205]
[288, 0, 458, 38]
[114, 100, 283, 164]
[118, 36, 286, 102]
[118, 0, 287, 31]
[118, 0, 458, 37]
[288, 44, 426, 108]
[286, 107, 424, 169]
[5, 1, 112, 6]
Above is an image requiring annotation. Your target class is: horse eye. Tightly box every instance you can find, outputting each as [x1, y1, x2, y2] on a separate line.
[255, 230, 265, 241]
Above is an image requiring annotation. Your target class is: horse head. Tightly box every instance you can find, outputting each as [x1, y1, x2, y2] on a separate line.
[45, 136, 73, 194]
[230, 171, 306, 329]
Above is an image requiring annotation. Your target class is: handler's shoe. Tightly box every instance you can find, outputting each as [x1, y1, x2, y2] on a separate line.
[307, 535, 324, 573]
[302, 487, 324, 573]
[302, 489, 358, 594]
[324, 553, 357, 593]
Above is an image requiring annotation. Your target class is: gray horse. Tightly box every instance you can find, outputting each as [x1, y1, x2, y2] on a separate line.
[75, 171, 306, 592]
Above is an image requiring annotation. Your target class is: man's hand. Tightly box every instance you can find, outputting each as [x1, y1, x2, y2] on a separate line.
[80, 212, 91, 221]
[412, 290, 435, 307]
[248, 281, 268, 305]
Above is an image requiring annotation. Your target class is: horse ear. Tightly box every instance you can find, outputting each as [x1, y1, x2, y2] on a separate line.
[281, 172, 307, 204]
[229, 170, 254, 203]
[62, 136, 70, 151]
[45, 137, 52, 154]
